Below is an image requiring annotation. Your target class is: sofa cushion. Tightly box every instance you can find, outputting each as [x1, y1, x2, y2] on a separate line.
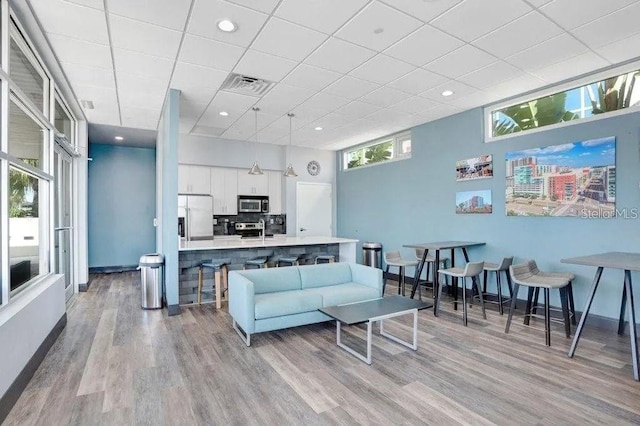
[238, 267, 302, 294]
[254, 290, 323, 320]
[299, 263, 352, 289]
[302, 283, 380, 307]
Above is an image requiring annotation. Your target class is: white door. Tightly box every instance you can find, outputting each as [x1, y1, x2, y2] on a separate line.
[296, 182, 332, 237]
[54, 148, 74, 302]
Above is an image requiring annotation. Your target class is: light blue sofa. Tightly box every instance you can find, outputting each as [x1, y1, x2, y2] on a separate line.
[229, 262, 382, 346]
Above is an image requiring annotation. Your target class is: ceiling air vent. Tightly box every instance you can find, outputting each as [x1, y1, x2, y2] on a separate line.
[220, 73, 275, 97]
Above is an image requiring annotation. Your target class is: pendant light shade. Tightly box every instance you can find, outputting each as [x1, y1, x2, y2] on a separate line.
[248, 107, 264, 175]
[283, 112, 298, 177]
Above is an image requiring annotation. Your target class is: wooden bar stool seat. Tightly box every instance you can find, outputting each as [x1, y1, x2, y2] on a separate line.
[198, 260, 229, 309]
[277, 256, 299, 267]
[314, 254, 335, 264]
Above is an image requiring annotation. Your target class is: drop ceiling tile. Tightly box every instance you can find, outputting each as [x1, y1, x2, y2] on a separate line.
[300, 92, 351, 115]
[595, 32, 640, 64]
[275, 0, 369, 34]
[431, 0, 532, 42]
[389, 96, 439, 114]
[424, 45, 497, 79]
[121, 105, 161, 130]
[387, 68, 448, 95]
[458, 61, 523, 90]
[379, 0, 463, 22]
[117, 72, 169, 110]
[222, 124, 253, 141]
[251, 18, 328, 61]
[46, 34, 113, 69]
[472, 11, 563, 59]
[446, 90, 495, 110]
[196, 109, 237, 128]
[384, 24, 464, 67]
[365, 108, 411, 124]
[281, 64, 342, 91]
[225, 0, 279, 14]
[255, 125, 289, 143]
[349, 54, 416, 85]
[113, 48, 174, 82]
[73, 84, 118, 111]
[359, 86, 409, 107]
[415, 104, 462, 122]
[191, 125, 227, 137]
[188, 0, 268, 47]
[333, 101, 382, 119]
[484, 73, 546, 102]
[335, 1, 423, 51]
[108, 0, 191, 30]
[530, 52, 610, 83]
[84, 108, 120, 127]
[179, 34, 245, 71]
[110, 15, 182, 59]
[420, 80, 477, 102]
[170, 62, 227, 104]
[540, 0, 637, 30]
[310, 112, 354, 130]
[571, 2, 640, 49]
[305, 37, 376, 74]
[180, 100, 209, 120]
[65, 0, 104, 9]
[234, 50, 299, 82]
[30, 0, 108, 44]
[255, 83, 315, 115]
[505, 33, 589, 71]
[526, 0, 552, 7]
[60, 62, 115, 89]
[206, 91, 258, 116]
[323, 76, 379, 100]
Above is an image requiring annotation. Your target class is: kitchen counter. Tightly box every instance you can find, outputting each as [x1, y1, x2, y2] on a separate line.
[179, 236, 358, 251]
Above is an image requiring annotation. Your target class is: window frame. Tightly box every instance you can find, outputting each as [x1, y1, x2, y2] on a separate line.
[342, 130, 412, 171]
[484, 60, 640, 143]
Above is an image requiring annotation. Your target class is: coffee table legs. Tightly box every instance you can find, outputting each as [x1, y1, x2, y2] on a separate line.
[335, 308, 419, 365]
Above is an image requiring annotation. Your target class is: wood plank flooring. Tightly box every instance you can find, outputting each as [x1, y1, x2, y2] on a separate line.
[4, 272, 640, 425]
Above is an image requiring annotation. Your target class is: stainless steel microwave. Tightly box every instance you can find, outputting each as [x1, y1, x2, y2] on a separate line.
[238, 196, 269, 213]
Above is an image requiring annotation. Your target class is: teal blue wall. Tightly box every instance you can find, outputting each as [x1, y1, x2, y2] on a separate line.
[337, 108, 640, 320]
[88, 143, 156, 268]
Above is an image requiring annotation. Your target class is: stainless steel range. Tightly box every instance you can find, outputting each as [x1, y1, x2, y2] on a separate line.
[235, 222, 265, 238]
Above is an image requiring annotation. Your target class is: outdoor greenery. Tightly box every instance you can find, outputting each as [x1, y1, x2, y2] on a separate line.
[9, 160, 39, 218]
[347, 140, 393, 169]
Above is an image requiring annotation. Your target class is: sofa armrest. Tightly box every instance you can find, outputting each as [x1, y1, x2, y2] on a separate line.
[348, 263, 383, 296]
[228, 271, 256, 334]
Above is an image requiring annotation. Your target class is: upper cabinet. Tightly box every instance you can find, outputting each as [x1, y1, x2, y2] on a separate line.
[211, 167, 238, 215]
[268, 171, 283, 215]
[237, 172, 268, 196]
[179, 165, 211, 194]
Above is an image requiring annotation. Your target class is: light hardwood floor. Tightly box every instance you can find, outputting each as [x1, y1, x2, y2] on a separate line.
[5, 272, 640, 425]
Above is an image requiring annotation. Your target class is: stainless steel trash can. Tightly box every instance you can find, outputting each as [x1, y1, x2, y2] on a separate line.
[362, 242, 382, 269]
[139, 253, 164, 309]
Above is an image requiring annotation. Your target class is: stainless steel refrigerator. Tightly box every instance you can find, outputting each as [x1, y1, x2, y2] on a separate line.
[178, 195, 214, 240]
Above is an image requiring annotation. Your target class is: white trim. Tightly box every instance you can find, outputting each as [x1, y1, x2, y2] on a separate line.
[342, 130, 412, 171]
[341, 154, 411, 172]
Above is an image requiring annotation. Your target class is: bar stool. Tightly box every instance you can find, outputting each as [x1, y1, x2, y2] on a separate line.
[414, 248, 449, 298]
[277, 255, 299, 267]
[437, 261, 485, 326]
[314, 254, 335, 264]
[383, 251, 419, 296]
[244, 257, 269, 269]
[198, 260, 229, 309]
[480, 256, 514, 315]
[505, 260, 574, 346]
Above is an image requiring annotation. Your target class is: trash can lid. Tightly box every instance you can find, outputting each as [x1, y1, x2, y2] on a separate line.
[139, 253, 164, 267]
[362, 242, 382, 249]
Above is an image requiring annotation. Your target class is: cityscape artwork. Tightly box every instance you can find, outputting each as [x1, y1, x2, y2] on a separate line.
[456, 190, 492, 214]
[505, 136, 616, 217]
[456, 154, 493, 181]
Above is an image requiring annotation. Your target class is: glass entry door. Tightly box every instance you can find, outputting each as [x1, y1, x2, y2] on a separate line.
[54, 148, 74, 301]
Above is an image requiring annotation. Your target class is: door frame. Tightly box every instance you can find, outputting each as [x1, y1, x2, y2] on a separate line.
[295, 182, 333, 237]
[54, 146, 75, 301]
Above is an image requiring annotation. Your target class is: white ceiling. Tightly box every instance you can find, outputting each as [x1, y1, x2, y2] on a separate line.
[28, 0, 640, 150]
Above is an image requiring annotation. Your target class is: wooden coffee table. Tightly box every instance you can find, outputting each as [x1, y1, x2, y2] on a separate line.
[319, 295, 432, 365]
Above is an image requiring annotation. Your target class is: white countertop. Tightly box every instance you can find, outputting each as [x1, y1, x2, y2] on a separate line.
[179, 236, 358, 251]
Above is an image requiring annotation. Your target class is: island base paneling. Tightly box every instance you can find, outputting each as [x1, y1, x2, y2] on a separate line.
[178, 244, 340, 305]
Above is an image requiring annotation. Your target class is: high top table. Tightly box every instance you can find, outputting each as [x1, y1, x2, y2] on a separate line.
[561, 252, 639, 381]
[404, 241, 485, 314]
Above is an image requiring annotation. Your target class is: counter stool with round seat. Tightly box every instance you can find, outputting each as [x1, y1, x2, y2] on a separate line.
[479, 256, 514, 315]
[383, 250, 419, 296]
[314, 254, 335, 264]
[277, 255, 300, 267]
[198, 259, 230, 309]
[437, 261, 486, 326]
[414, 248, 449, 298]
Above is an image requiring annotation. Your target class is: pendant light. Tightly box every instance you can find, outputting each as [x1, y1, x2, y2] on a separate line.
[283, 112, 298, 177]
[248, 107, 263, 175]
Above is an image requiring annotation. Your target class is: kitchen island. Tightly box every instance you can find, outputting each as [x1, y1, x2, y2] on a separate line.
[178, 236, 358, 305]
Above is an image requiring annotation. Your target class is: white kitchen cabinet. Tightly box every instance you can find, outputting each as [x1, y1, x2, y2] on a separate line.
[179, 165, 211, 194]
[237, 171, 268, 196]
[211, 167, 238, 215]
[267, 170, 283, 214]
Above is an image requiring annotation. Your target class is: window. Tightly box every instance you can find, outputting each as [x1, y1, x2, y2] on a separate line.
[54, 96, 74, 144]
[343, 131, 411, 170]
[9, 26, 48, 114]
[9, 98, 46, 169]
[489, 68, 640, 139]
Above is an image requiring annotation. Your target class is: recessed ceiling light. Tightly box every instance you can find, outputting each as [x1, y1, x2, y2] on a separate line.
[217, 19, 237, 33]
[219, 111, 229, 116]
[373, 28, 384, 34]
[441, 90, 454, 97]
[314, 127, 323, 131]
[114, 136, 124, 141]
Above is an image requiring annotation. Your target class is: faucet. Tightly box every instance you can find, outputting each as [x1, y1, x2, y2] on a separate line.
[258, 219, 265, 242]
